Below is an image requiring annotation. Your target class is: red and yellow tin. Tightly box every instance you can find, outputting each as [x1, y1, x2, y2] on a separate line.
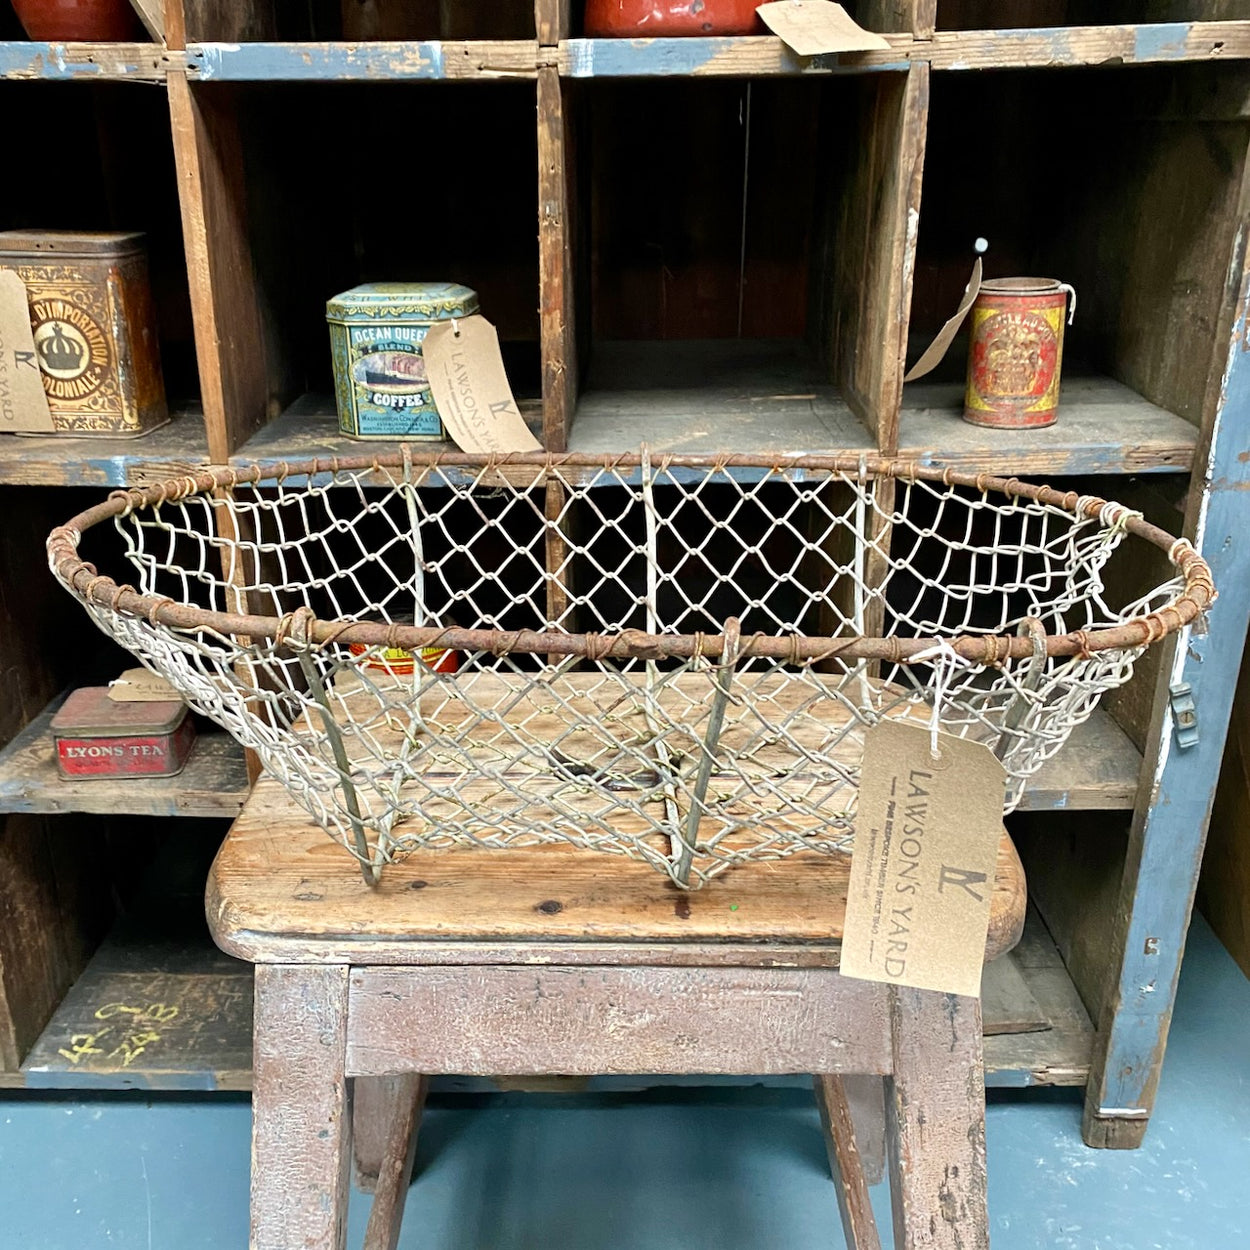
[964, 278, 1072, 429]
[50, 687, 195, 780]
[349, 640, 459, 677]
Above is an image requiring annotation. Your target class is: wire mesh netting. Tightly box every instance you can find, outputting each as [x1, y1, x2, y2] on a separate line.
[48, 453, 1212, 888]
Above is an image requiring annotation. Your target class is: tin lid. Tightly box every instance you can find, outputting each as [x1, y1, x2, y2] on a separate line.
[980, 277, 1063, 295]
[0, 230, 147, 260]
[326, 282, 480, 323]
[50, 687, 188, 737]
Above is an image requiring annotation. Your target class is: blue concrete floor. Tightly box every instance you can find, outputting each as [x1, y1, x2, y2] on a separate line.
[1, 915, 1246, 1249]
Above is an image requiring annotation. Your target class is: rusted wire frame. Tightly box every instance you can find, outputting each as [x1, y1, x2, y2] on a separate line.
[47, 452, 1215, 666]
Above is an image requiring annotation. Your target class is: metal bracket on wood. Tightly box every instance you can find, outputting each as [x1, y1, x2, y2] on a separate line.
[1169, 682, 1199, 749]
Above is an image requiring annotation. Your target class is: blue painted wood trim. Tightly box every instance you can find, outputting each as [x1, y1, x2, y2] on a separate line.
[0, 40, 166, 80]
[189, 41, 448, 81]
[562, 37, 909, 78]
[1090, 227, 1250, 1127]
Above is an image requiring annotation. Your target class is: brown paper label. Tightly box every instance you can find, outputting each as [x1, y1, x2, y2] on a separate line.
[757, 1, 890, 56]
[108, 668, 184, 703]
[0, 270, 55, 433]
[423, 315, 541, 454]
[903, 257, 982, 383]
[841, 720, 1005, 998]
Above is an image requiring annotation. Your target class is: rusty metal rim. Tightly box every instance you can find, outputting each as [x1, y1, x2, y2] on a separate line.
[46, 451, 1215, 666]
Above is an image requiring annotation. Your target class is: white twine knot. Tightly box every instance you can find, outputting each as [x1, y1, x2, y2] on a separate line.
[909, 638, 979, 759]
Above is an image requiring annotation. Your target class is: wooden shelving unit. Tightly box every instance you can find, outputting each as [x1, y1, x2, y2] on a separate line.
[1, 0, 1248, 1152]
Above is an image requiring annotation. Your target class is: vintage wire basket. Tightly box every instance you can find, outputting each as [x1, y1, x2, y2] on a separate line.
[48, 451, 1213, 888]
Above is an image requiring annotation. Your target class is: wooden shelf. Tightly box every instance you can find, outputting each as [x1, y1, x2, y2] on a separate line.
[186, 39, 540, 82]
[0, 40, 168, 81]
[568, 340, 873, 457]
[0, 409, 208, 488]
[0, 690, 1136, 830]
[4, 21, 1246, 87]
[5, 904, 1086, 1092]
[17, 929, 252, 1092]
[985, 908, 1095, 1088]
[230, 392, 544, 481]
[558, 22, 1250, 78]
[1017, 710, 1140, 812]
[898, 377, 1197, 476]
[0, 696, 248, 820]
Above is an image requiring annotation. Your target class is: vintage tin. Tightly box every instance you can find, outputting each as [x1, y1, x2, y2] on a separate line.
[584, 0, 762, 36]
[50, 687, 195, 780]
[327, 282, 479, 440]
[348, 640, 459, 676]
[0, 230, 167, 437]
[964, 278, 1072, 430]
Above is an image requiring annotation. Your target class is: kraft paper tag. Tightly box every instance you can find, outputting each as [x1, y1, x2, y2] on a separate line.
[841, 720, 1005, 998]
[903, 257, 982, 383]
[423, 315, 541, 454]
[108, 668, 184, 703]
[757, 2, 890, 56]
[0, 270, 55, 433]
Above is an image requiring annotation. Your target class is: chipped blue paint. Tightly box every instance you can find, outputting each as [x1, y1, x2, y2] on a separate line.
[0, 40, 159, 80]
[1133, 23, 1190, 63]
[1090, 227, 1250, 1131]
[562, 37, 907, 78]
[189, 41, 446, 82]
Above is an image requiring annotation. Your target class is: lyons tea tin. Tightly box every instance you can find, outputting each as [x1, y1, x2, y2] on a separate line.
[0, 230, 167, 436]
[50, 687, 195, 780]
[964, 277, 1074, 429]
[327, 282, 479, 440]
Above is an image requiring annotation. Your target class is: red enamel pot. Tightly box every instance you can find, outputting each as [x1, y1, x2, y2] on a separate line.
[11, 0, 142, 40]
[584, 0, 762, 36]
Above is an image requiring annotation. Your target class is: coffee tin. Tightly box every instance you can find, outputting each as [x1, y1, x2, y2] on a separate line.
[0, 230, 167, 437]
[964, 278, 1073, 430]
[50, 687, 195, 780]
[327, 282, 479, 440]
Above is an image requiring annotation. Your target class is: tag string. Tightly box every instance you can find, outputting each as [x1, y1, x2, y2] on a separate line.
[909, 639, 978, 759]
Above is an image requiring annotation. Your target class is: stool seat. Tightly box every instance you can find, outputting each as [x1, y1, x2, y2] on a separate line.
[209, 774, 1026, 968]
[216, 775, 1023, 1250]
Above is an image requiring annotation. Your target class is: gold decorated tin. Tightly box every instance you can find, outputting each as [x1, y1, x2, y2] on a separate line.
[0, 230, 167, 436]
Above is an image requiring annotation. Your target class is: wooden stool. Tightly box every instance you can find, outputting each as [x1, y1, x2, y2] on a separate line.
[209, 777, 1026, 1250]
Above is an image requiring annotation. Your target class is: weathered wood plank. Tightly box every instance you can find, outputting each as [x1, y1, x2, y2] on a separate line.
[347, 965, 891, 1076]
[168, 71, 270, 462]
[0, 697, 248, 819]
[898, 377, 1197, 475]
[815, 1075, 883, 1250]
[560, 23, 1250, 76]
[1083, 119, 1250, 1151]
[209, 773, 1026, 965]
[252, 965, 351, 1250]
[0, 411, 208, 487]
[929, 21, 1250, 69]
[983, 908, 1095, 1088]
[0, 41, 169, 80]
[187, 40, 539, 81]
[981, 949, 1049, 1036]
[20, 933, 252, 1091]
[833, 65, 928, 448]
[887, 988, 988, 1250]
[360, 1074, 428, 1250]
[538, 66, 576, 449]
[1198, 631, 1250, 977]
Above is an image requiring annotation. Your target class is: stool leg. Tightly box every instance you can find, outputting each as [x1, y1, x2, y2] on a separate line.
[360, 1075, 429, 1250]
[252, 965, 352, 1250]
[886, 988, 989, 1250]
[814, 1075, 883, 1250]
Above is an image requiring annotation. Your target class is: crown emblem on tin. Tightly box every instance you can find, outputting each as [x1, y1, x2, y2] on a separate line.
[37, 322, 85, 374]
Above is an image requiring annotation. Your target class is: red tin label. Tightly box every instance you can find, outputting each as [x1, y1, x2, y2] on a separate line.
[964, 282, 1068, 429]
[57, 717, 195, 779]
